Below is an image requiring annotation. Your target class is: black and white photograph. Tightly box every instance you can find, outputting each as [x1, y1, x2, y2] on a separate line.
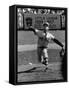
[17, 5, 67, 83]
[9, 5, 67, 85]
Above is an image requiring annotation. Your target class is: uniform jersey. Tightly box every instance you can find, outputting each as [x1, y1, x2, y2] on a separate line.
[35, 29, 55, 48]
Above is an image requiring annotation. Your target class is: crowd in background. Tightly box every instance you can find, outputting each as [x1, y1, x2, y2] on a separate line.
[17, 8, 65, 29]
[17, 8, 65, 15]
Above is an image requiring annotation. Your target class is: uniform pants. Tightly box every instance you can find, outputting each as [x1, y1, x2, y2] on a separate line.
[37, 47, 48, 63]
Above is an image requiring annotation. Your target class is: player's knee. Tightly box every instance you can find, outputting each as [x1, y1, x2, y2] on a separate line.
[43, 49, 47, 53]
[44, 57, 48, 61]
[43, 49, 48, 57]
[44, 53, 48, 59]
[43, 57, 48, 65]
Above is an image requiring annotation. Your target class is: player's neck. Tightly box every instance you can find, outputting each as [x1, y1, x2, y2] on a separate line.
[44, 31, 48, 34]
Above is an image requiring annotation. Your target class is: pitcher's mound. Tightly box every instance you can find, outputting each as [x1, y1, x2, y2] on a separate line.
[18, 63, 46, 72]
[18, 62, 61, 73]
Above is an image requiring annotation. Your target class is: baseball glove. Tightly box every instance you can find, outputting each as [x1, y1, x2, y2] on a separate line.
[60, 47, 65, 57]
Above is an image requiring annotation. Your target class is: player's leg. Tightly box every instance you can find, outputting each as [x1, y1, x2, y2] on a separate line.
[41, 54, 43, 63]
[37, 47, 43, 63]
[42, 48, 48, 67]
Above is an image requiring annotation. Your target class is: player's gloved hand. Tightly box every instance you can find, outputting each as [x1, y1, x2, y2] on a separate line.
[60, 46, 65, 57]
[28, 26, 36, 34]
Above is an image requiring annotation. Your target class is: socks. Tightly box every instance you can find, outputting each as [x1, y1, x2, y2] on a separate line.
[42, 58, 48, 66]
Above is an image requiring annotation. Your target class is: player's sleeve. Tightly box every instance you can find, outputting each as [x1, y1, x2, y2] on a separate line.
[28, 27, 38, 34]
[48, 33, 64, 47]
[53, 38, 64, 47]
[33, 28, 41, 35]
[28, 27, 44, 37]
[50, 34, 64, 47]
[49, 33, 55, 40]
[35, 29, 45, 38]
[35, 29, 39, 34]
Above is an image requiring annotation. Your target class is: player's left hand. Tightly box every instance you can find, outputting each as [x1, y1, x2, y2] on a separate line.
[60, 46, 65, 57]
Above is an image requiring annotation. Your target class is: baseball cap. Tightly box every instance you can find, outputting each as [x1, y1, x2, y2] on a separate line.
[43, 22, 49, 27]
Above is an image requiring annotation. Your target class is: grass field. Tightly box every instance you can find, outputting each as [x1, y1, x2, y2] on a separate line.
[17, 30, 65, 83]
[18, 49, 61, 65]
[18, 62, 63, 82]
[18, 30, 65, 45]
[17, 49, 64, 82]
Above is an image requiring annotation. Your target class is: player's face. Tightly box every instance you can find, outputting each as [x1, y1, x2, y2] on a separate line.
[43, 25, 49, 33]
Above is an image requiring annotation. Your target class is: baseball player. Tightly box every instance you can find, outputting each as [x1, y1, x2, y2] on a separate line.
[28, 22, 64, 69]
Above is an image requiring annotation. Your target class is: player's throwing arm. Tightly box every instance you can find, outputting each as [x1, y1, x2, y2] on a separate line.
[46, 32, 65, 57]
[52, 38, 65, 57]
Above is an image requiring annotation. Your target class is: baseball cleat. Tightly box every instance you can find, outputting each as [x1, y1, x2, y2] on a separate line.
[44, 65, 48, 72]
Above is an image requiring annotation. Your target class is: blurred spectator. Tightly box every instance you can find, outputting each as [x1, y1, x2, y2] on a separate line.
[47, 9, 51, 14]
[17, 8, 65, 30]
[17, 8, 23, 29]
[51, 10, 56, 14]
[41, 9, 45, 14]
[61, 15, 65, 28]
[21, 8, 65, 15]
[44, 9, 48, 14]
[27, 8, 33, 13]
[18, 8, 22, 13]
[57, 10, 63, 15]
[38, 9, 42, 14]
